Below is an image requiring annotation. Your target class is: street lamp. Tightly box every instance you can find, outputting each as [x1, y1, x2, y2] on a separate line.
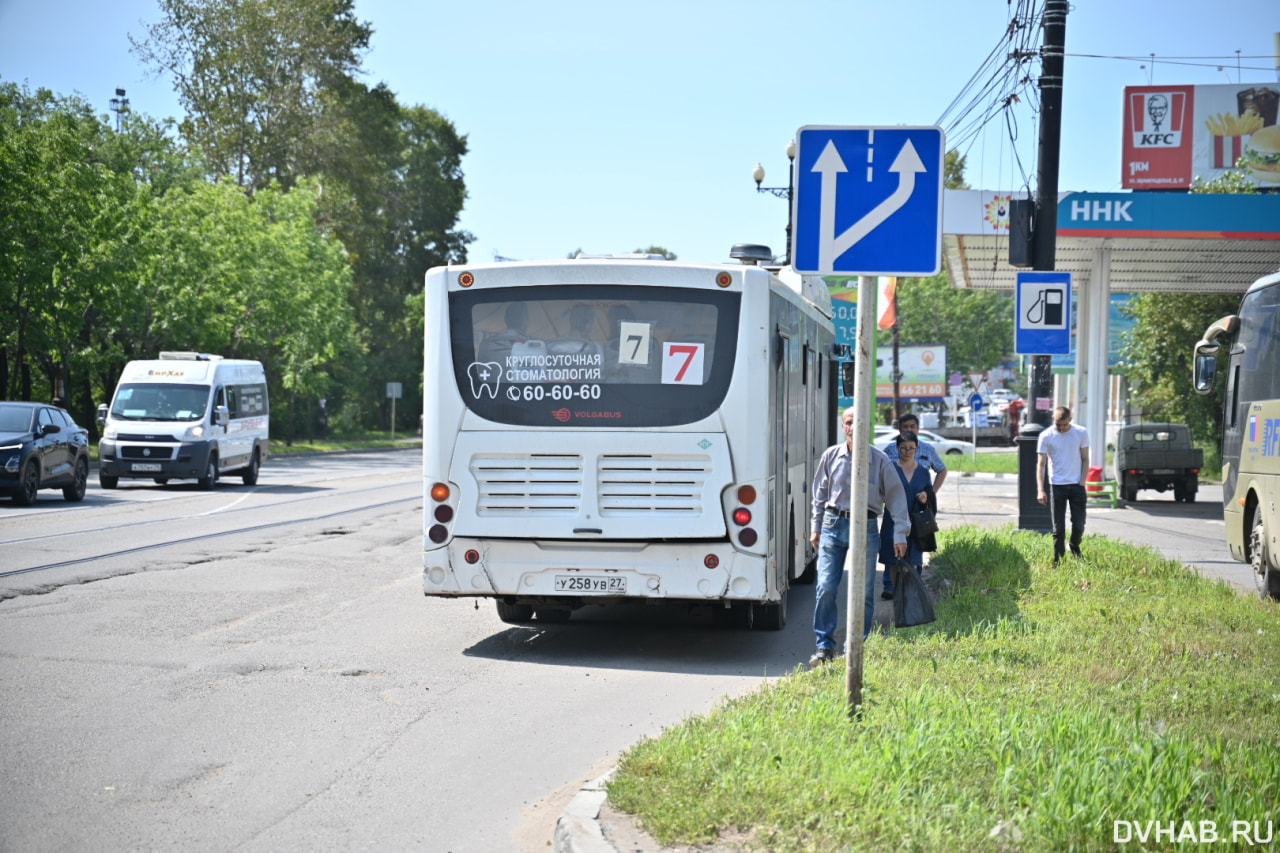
[109, 88, 129, 132]
[752, 140, 797, 264]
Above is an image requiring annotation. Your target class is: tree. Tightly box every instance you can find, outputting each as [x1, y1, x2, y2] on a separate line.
[132, 0, 373, 192]
[0, 83, 142, 427]
[892, 273, 1014, 375]
[634, 246, 677, 260]
[1118, 168, 1257, 449]
[135, 0, 471, 432]
[123, 177, 356, 437]
[944, 149, 969, 191]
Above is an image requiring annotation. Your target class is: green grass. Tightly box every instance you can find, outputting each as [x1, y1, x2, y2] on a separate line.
[88, 433, 420, 462]
[267, 433, 421, 454]
[607, 527, 1280, 852]
[946, 450, 1019, 476]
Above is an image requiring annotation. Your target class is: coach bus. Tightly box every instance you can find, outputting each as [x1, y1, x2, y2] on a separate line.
[1193, 268, 1280, 600]
[421, 249, 837, 628]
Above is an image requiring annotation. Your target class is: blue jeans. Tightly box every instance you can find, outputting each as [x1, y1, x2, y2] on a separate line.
[813, 513, 882, 651]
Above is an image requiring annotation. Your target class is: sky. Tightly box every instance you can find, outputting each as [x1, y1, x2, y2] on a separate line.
[2, 0, 1278, 267]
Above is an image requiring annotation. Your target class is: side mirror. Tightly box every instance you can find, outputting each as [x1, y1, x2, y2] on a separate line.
[841, 362, 854, 397]
[1192, 350, 1217, 394]
[96, 403, 108, 426]
[213, 405, 230, 427]
[42, 423, 61, 436]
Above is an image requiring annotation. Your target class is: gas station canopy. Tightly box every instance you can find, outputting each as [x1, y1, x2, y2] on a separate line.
[943, 190, 1280, 293]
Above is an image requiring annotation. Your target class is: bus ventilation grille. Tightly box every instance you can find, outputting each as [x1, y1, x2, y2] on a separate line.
[597, 454, 709, 515]
[470, 453, 583, 514]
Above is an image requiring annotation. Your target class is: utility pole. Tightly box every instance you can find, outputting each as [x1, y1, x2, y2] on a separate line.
[1028, 0, 1068, 428]
[1016, 0, 1067, 533]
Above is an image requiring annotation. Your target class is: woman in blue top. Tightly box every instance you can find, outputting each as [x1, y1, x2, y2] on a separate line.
[879, 432, 936, 598]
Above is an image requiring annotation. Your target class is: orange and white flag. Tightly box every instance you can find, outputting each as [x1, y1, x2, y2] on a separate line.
[877, 277, 898, 330]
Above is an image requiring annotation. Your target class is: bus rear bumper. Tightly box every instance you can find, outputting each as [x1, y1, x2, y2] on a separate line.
[422, 538, 772, 603]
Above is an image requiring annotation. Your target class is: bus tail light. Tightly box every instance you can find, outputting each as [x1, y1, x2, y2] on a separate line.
[704, 554, 719, 569]
[428, 481, 457, 546]
[729, 484, 759, 549]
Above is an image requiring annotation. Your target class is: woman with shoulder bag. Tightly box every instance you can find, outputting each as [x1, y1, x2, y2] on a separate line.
[878, 432, 937, 598]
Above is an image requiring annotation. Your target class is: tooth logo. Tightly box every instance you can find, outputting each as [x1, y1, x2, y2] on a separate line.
[467, 362, 502, 398]
[551, 408, 571, 422]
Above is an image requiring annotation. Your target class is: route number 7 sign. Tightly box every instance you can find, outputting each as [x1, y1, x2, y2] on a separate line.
[661, 343, 704, 385]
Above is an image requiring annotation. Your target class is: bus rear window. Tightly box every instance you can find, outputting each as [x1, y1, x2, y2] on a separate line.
[449, 285, 740, 427]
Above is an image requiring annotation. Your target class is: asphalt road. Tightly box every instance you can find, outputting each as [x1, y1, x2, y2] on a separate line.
[0, 450, 821, 852]
[0, 449, 1250, 852]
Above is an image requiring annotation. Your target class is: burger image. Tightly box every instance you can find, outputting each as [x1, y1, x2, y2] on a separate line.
[1242, 125, 1280, 182]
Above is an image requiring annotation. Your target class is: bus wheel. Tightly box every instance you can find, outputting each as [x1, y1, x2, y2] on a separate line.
[1249, 504, 1280, 601]
[100, 473, 118, 490]
[496, 599, 534, 624]
[752, 589, 788, 631]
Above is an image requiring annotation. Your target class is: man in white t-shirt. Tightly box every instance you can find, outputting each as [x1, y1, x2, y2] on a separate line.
[1036, 405, 1090, 566]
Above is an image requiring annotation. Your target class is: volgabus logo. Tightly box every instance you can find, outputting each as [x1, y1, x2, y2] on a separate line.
[548, 408, 622, 422]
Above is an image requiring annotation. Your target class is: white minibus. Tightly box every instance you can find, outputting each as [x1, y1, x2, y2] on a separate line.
[97, 352, 269, 489]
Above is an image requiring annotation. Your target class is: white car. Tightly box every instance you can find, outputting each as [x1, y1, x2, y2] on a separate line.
[873, 428, 975, 456]
[985, 389, 1022, 415]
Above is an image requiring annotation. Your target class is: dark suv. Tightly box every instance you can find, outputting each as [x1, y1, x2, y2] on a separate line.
[0, 402, 91, 505]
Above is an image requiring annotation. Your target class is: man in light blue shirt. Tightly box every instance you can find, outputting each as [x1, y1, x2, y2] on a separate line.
[882, 412, 949, 492]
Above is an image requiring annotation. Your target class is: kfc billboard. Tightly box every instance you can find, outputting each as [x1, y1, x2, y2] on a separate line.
[1122, 83, 1280, 189]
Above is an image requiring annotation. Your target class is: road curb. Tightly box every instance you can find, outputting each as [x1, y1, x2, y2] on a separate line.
[554, 771, 618, 853]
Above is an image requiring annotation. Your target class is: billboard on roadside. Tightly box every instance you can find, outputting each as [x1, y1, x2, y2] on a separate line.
[874, 345, 947, 401]
[1122, 83, 1280, 190]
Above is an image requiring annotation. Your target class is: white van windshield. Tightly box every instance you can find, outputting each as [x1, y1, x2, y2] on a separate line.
[110, 383, 211, 421]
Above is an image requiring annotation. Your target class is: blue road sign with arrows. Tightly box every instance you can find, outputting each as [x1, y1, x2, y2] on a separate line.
[791, 126, 945, 277]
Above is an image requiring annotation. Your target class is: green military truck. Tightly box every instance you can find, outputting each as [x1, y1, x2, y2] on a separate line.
[1114, 423, 1203, 503]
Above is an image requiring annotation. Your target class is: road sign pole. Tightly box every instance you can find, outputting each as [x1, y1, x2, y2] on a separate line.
[845, 275, 877, 718]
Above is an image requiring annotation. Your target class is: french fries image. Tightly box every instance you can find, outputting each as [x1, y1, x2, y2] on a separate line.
[1205, 110, 1265, 137]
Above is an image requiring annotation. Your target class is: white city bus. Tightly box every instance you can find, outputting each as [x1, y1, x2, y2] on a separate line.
[421, 250, 836, 628]
[1194, 268, 1280, 600]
